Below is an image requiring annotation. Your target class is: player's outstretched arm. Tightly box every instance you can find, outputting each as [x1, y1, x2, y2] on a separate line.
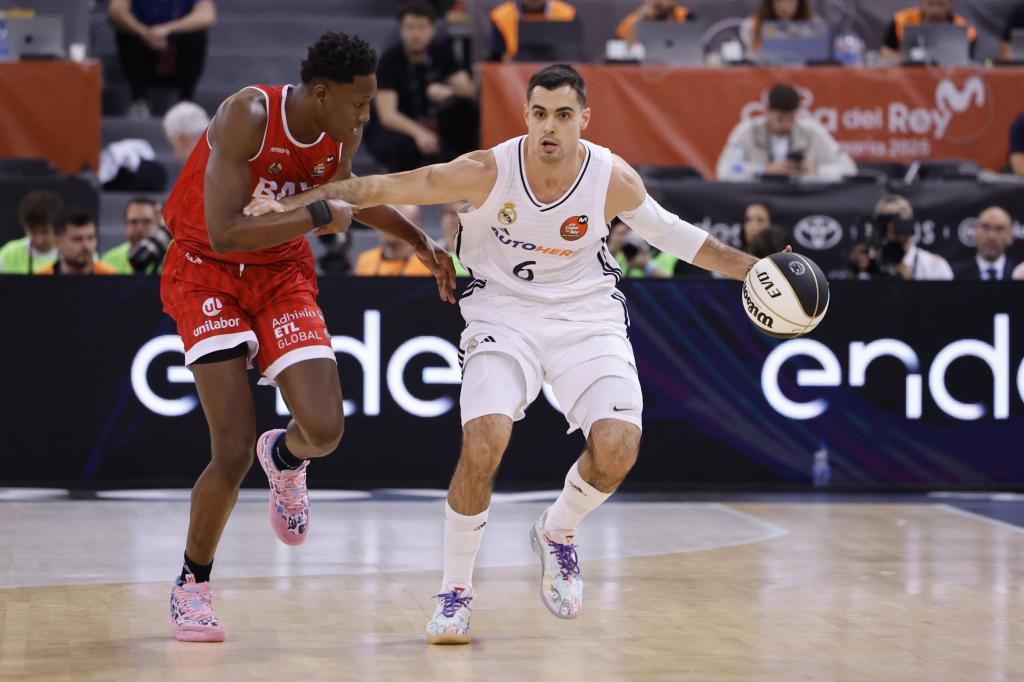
[203, 91, 352, 253]
[608, 155, 757, 281]
[243, 150, 496, 215]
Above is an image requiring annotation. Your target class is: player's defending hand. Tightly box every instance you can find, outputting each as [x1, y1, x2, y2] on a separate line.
[415, 238, 458, 304]
[243, 197, 353, 236]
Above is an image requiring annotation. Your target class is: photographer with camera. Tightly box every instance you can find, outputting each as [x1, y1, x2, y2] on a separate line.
[715, 84, 856, 182]
[608, 219, 672, 278]
[872, 195, 953, 281]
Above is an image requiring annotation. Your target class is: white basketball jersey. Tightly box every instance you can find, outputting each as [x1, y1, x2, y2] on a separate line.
[456, 136, 623, 313]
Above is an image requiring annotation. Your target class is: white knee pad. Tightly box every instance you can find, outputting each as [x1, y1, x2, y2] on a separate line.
[567, 375, 643, 438]
[460, 352, 531, 426]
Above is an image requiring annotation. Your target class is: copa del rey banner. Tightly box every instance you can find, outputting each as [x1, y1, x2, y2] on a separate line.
[480, 63, 1024, 177]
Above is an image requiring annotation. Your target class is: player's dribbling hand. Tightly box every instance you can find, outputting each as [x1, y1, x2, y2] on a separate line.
[312, 200, 354, 236]
[415, 239, 458, 304]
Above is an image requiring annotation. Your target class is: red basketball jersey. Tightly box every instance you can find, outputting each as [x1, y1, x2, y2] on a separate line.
[163, 84, 343, 265]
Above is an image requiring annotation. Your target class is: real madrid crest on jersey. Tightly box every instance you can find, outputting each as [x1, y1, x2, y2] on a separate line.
[498, 201, 517, 226]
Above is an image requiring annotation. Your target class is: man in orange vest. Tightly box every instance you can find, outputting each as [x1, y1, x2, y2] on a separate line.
[615, 0, 692, 46]
[354, 205, 434, 276]
[35, 211, 118, 275]
[488, 0, 576, 61]
[880, 0, 977, 62]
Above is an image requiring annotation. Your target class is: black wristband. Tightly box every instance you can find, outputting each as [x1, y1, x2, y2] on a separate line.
[307, 200, 333, 228]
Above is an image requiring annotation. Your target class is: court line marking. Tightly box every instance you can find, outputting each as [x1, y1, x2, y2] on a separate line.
[0, 502, 790, 589]
[710, 503, 789, 541]
[937, 503, 1024, 535]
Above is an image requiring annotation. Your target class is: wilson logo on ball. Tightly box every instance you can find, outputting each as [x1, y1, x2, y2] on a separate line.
[560, 215, 589, 241]
[742, 282, 775, 329]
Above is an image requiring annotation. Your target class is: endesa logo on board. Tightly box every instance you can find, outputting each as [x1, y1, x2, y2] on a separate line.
[131, 311, 567, 419]
[761, 315, 1024, 421]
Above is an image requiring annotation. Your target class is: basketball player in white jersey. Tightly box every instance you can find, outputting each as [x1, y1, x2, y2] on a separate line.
[245, 64, 761, 643]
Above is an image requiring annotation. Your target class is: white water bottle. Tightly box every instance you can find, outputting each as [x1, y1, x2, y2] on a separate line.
[812, 441, 830, 487]
[0, 19, 12, 62]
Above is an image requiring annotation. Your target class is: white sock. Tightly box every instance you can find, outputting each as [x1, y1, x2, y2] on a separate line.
[441, 501, 488, 592]
[544, 461, 612, 533]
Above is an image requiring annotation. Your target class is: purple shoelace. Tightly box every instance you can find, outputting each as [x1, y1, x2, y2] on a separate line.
[434, 590, 473, 618]
[547, 539, 580, 581]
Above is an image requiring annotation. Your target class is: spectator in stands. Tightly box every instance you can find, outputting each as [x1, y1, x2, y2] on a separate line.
[843, 243, 884, 280]
[441, 203, 470, 276]
[35, 211, 117, 275]
[953, 206, 1017, 281]
[365, 1, 478, 172]
[99, 139, 165, 192]
[879, 0, 977, 63]
[999, 3, 1024, 60]
[606, 220, 670, 277]
[1010, 112, 1024, 177]
[0, 190, 62, 274]
[873, 195, 953, 280]
[354, 205, 434, 276]
[101, 198, 160, 274]
[106, 0, 217, 118]
[749, 224, 788, 259]
[741, 0, 814, 55]
[164, 101, 211, 162]
[98, 101, 209, 192]
[741, 201, 772, 253]
[615, 0, 694, 46]
[716, 84, 856, 181]
[489, 0, 576, 61]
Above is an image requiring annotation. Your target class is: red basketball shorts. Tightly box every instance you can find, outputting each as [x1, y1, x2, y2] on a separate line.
[160, 244, 334, 385]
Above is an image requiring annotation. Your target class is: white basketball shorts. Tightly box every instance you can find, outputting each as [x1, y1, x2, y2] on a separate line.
[457, 307, 642, 437]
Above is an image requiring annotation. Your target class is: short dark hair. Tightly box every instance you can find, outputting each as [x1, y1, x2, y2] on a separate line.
[398, 0, 436, 22]
[125, 197, 158, 217]
[767, 84, 800, 112]
[300, 32, 377, 85]
[55, 209, 95, 236]
[527, 63, 586, 106]
[17, 190, 62, 228]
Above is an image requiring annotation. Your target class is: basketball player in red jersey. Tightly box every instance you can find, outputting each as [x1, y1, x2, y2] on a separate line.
[162, 32, 456, 642]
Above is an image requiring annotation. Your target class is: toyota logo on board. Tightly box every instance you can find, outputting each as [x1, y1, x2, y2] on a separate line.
[793, 215, 843, 250]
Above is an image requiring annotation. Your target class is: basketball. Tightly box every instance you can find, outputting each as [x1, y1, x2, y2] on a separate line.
[741, 252, 830, 338]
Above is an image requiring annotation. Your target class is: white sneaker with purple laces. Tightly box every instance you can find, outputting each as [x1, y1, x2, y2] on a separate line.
[530, 510, 583, 619]
[426, 585, 473, 644]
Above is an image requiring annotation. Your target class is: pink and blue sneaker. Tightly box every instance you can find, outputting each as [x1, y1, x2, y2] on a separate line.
[168, 574, 226, 642]
[255, 429, 310, 546]
[426, 585, 474, 644]
[530, 510, 583, 619]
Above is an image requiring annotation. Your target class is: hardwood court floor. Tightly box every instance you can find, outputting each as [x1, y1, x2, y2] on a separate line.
[1, 494, 1022, 681]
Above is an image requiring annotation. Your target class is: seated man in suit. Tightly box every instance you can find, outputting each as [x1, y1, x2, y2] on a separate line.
[954, 206, 1017, 281]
